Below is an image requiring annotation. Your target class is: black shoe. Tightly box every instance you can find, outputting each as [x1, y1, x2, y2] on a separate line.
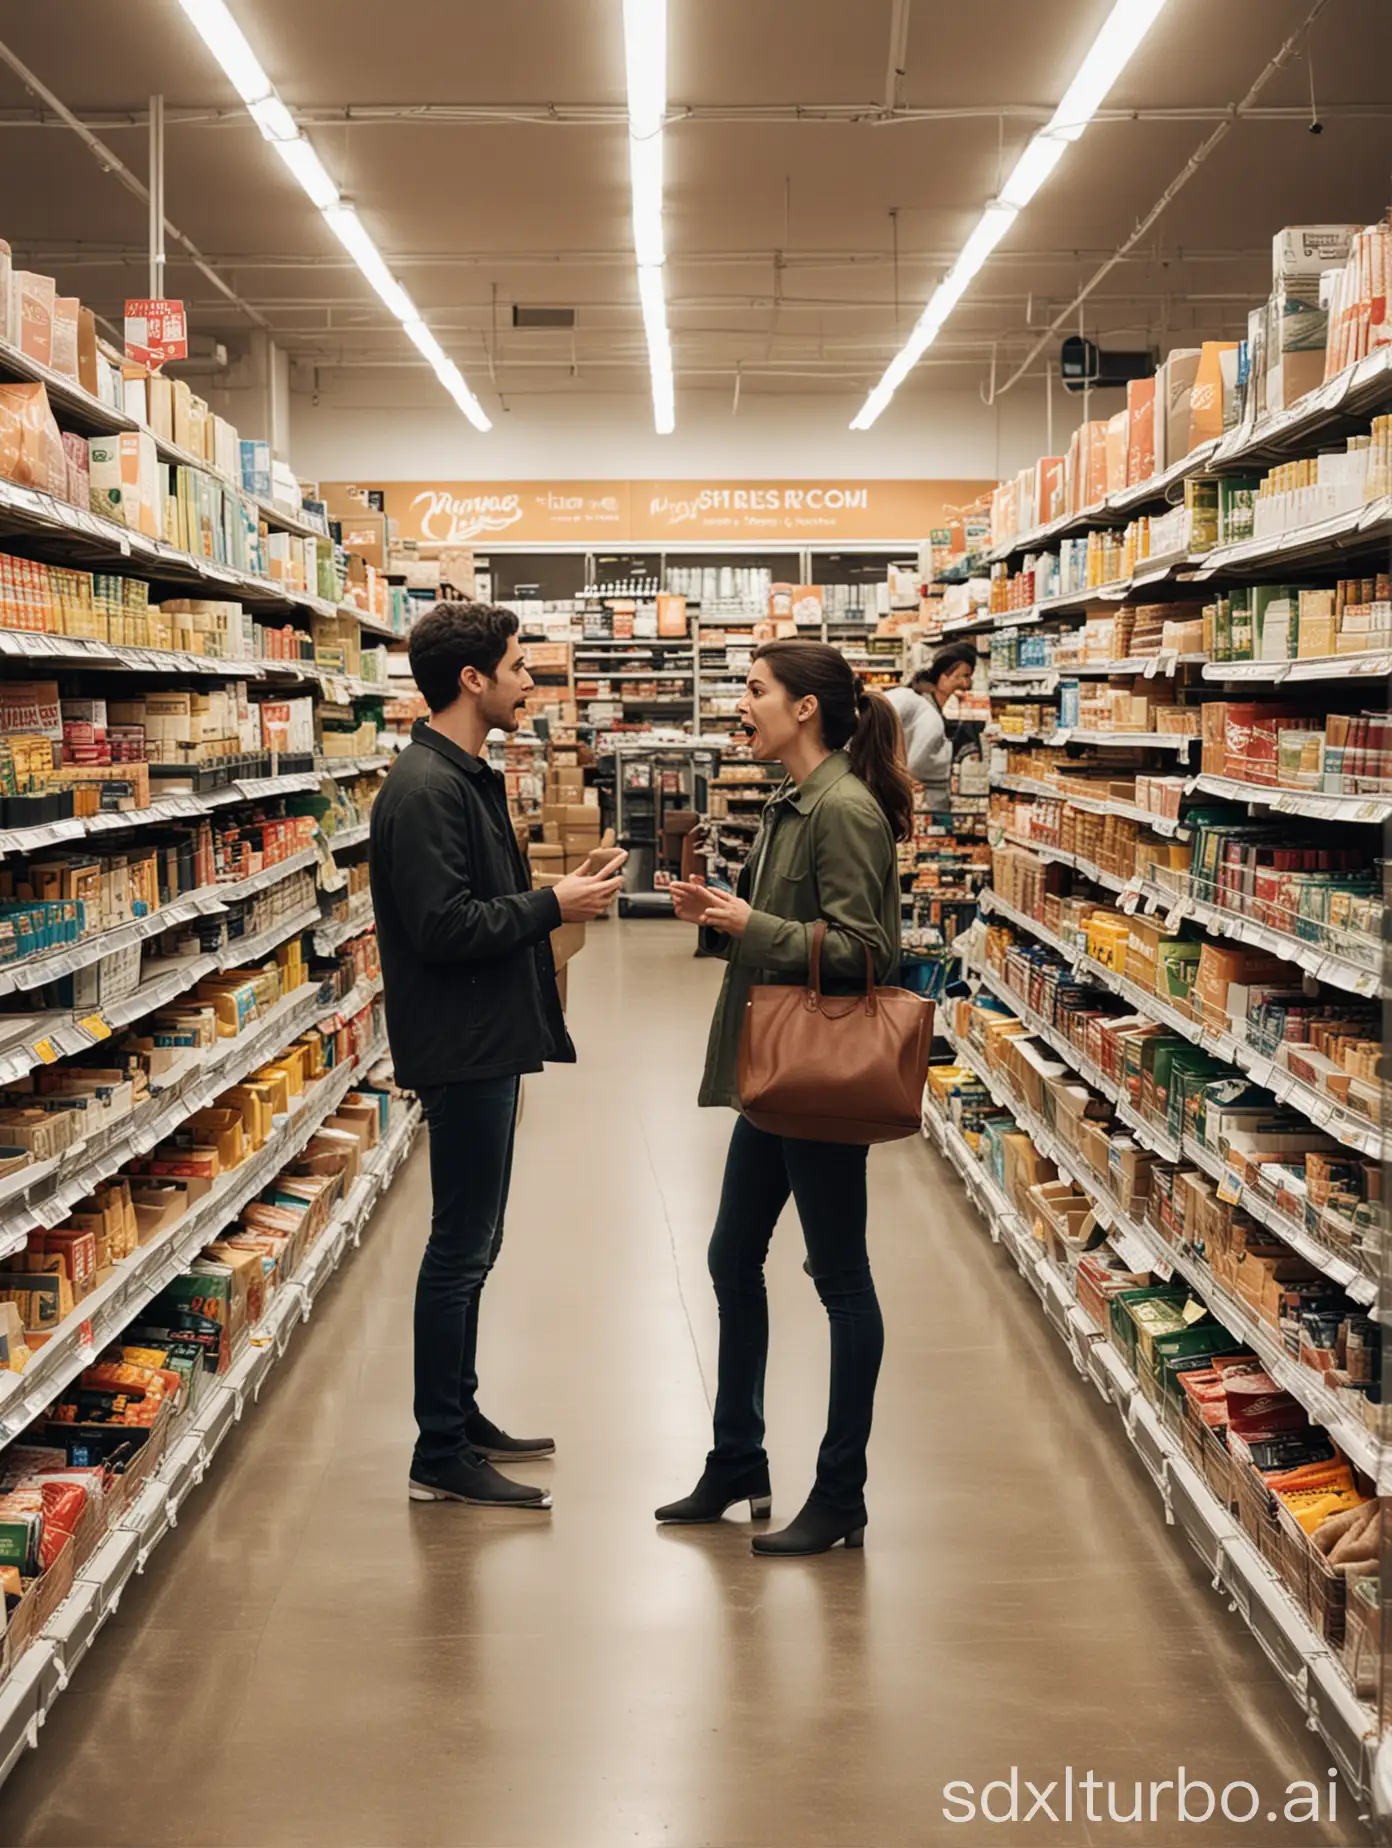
[751, 1498, 865, 1556]
[655, 1460, 772, 1524]
[465, 1412, 556, 1461]
[409, 1453, 551, 1508]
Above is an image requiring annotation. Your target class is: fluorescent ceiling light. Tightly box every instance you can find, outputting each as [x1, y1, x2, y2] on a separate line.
[623, 0, 674, 433]
[998, 135, 1069, 210]
[628, 136, 665, 268]
[1049, 0, 1170, 139]
[248, 95, 298, 143]
[174, 0, 271, 104]
[172, 0, 490, 434]
[322, 206, 416, 322]
[851, 0, 1171, 429]
[403, 319, 447, 367]
[273, 136, 340, 210]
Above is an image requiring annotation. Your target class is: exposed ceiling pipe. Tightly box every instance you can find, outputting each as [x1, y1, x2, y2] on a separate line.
[11, 243, 1277, 272]
[989, 0, 1332, 399]
[884, 0, 912, 114]
[0, 35, 269, 327]
[0, 100, 1387, 129]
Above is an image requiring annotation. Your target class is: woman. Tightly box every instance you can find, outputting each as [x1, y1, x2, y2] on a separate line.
[883, 642, 977, 811]
[657, 641, 911, 1556]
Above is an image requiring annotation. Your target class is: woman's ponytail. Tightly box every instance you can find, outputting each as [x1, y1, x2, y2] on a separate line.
[847, 684, 914, 843]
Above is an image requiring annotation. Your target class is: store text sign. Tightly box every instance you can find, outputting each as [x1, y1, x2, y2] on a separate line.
[326, 479, 993, 546]
[637, 480, 989, 542]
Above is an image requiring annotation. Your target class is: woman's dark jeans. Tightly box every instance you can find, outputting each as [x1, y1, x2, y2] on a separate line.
[706, 1114, 884, 1516]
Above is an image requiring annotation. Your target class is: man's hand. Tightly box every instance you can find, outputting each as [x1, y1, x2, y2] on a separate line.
[576, 846, 627, 879]
[553, 855, 626, 922]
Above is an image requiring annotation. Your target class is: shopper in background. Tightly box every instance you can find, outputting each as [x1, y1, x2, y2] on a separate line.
[883, 642, 978, 810]
[660, 642, 909, 1556]
[370, 601, 624, 1510]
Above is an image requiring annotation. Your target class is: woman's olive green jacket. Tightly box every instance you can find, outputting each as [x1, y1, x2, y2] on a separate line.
[699, 750, 902, 1110]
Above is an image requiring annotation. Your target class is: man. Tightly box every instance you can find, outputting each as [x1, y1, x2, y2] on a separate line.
[883, 643, 978, 810]
[370, 601, 624, 1509]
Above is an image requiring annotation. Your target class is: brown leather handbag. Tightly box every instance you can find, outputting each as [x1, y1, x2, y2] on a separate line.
[737, 922, 936, 1144]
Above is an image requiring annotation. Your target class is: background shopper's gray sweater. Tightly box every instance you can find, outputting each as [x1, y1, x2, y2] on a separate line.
[885, 685, 952, 808]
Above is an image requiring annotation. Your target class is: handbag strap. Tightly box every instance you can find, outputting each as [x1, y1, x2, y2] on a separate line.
[806, 921, 877, 1015]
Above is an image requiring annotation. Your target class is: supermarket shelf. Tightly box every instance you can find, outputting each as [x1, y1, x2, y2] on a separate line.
[0, 337, 140, 439]
[0, 768, 319, 864]
[0, 630, 277, 680]
[979, 888, 1388, 1162]
[1057, 791, 1190, 839]
[0, 843, 318, 1003]
[315, 973, 383, 1030]
[996, 805, 1379, 997]
[1055, 727, 1196, 754]
[986, 654, 1206, 684]
[313, 901, 375, 955]
[0, 889, 324, 1100]
[1201, 651, 1392, 686]
[0, 1084, 421, 1795]
[1194, 495, 1392, 580]
[988, 726, 1194, 754]
[967, 955, 1377, 1305]
[319, 755, 391, 780]
[0, 968, 337, 1265]
[0, 476, 347, 623]
[350, 608, 400, 641]
[1060, 654, 1208, 677]
[981, 353, 1392, 569]
[575, 671, 694, 681]
[997, 831, 1127, 895]
[327, 821, 370, 854]
[1214, 348, 1392, 469]
[1141, 878, 1384, 1002]
[923, 1090, 1375, 1796]
[937, 1024, 1381, 1479]
[1190, 773, 1392, 827]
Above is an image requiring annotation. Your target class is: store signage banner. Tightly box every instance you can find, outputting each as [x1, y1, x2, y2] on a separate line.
[323, 479, 993, 546]
[635, 480, 991, 542]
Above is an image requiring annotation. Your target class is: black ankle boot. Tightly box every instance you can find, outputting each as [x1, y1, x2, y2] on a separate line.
[654, 1460, 772, 1524]
[751, 1498, 865, 1556]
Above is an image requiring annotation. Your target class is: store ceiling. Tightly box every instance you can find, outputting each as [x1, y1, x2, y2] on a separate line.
[1, 0, 1390, 420]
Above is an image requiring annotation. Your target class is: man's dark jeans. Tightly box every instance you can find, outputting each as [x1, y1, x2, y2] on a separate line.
[413, 1075, 520, 1472]
[707, 1115, 884, 1516]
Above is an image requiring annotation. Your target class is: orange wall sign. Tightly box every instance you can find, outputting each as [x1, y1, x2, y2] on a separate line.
[323, 479, 994, 547]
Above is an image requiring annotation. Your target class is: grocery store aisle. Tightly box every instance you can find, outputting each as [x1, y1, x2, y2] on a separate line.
[0, 924, 1359, 1848]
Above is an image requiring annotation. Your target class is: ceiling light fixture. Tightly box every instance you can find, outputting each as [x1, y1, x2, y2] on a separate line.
[271, 137, 341, 211]
[172, 0, 490, 431]
[623, 0, 674, 434]
[851, 0, 1170, 429]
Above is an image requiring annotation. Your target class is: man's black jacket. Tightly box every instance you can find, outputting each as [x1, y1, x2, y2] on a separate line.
[368, 719, 573, 1088]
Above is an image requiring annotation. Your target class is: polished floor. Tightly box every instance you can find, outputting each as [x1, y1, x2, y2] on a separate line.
[0, 923, 1365, 1847]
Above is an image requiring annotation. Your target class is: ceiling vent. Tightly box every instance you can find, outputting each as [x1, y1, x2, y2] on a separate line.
[512, 305, 577, 329]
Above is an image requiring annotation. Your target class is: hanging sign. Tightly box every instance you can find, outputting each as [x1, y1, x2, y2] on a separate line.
[323, 478, 996, 548]
[124, 299, 189, 370]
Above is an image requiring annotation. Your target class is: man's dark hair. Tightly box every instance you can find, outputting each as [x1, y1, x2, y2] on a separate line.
[408, 600, 520, 712]
[913, 641, 978, 690]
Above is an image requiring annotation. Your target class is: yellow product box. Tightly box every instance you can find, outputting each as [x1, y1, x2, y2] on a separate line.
[251, 1065, 292, 1117]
